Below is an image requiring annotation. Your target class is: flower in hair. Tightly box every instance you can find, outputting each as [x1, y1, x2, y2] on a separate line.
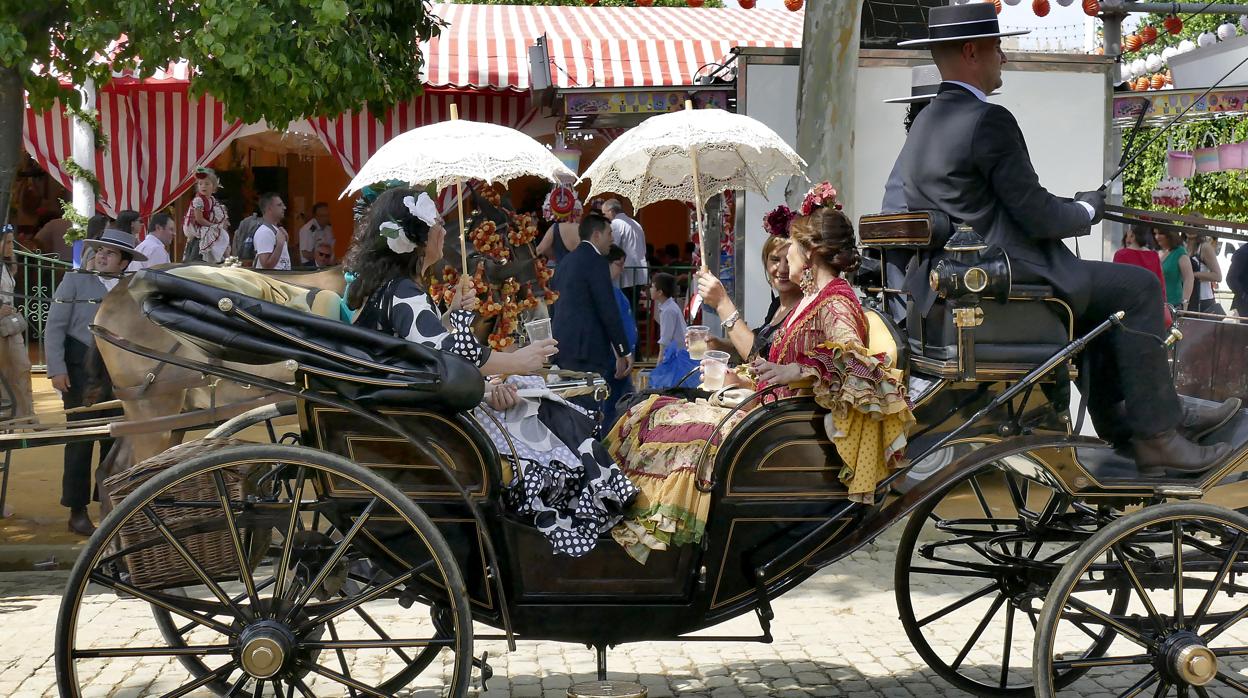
[763, 205, 796, 239]
[379, 221, 418, 254]
[800, 181, 842, 216]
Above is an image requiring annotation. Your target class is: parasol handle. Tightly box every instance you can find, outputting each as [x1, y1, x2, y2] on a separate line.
[450, 104, 469, 279]
[685, 101, 708, 274]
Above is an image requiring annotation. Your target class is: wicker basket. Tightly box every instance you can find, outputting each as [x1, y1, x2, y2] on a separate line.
[104, 438, 266, 590]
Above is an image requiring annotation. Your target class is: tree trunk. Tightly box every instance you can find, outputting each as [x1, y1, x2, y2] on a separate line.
[789, 1, 865, 209]
[0, 65, 24, 227]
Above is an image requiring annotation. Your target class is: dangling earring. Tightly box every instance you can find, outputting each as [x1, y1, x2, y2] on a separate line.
[799, 267, 816, 296]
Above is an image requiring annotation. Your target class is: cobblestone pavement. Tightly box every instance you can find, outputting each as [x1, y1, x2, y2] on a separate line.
[4, 533, 1248, 698]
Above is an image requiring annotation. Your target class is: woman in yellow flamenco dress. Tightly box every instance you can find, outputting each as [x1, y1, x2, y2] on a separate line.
[605, 184, 915, 563]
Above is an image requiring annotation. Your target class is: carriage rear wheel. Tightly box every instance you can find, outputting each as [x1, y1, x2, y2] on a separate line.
[54, 443, 473, 698]
[896, 461, 1124, 696]
[1033, 501, 1248, 697]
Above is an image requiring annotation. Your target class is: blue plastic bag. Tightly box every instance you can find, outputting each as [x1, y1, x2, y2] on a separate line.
[647, 342, 700, 389]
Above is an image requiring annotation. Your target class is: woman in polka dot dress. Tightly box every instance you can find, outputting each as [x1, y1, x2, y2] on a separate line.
[347, 186, 638, 558]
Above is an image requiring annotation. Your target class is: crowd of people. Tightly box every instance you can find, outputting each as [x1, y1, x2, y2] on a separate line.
[1113, 221, 1235, 317]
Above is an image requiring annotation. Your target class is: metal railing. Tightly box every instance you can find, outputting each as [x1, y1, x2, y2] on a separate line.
[9, 246, 74, 372]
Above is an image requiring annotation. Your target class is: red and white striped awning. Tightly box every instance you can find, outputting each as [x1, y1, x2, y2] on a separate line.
[422, 3, 804, 90]
[23, 91, 240, 219]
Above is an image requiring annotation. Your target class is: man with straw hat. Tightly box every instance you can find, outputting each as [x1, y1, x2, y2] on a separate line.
[897, 2, 1238, 475]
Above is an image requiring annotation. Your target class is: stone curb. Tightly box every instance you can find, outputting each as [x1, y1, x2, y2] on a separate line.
[0, 543, 82, 571]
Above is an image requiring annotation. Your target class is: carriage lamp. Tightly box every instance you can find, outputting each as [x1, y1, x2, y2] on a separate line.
[928, 226, 1014, 380]
[928, 235, 1011, 302]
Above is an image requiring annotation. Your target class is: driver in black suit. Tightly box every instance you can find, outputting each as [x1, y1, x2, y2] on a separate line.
[897, 3, 1238, 475]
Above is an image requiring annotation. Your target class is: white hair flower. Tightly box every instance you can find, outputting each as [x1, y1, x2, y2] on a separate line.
[379, 221, 418, 255]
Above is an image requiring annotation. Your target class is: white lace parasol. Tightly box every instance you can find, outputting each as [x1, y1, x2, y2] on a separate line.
[342, 118, 576, 195]
[579, 107, 806, 209]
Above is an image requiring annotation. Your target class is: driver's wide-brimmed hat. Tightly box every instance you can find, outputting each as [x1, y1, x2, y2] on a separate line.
[84, 228, 147, 262]
[898, 3, 1030, 48]
[884, 63, 1001, 103]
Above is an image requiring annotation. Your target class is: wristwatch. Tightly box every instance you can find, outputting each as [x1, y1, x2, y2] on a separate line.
[721, 309, 741, 330]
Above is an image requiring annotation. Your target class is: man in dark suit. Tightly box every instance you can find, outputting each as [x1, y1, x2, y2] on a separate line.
[551, 213, 634, 428]
[898, 3, 1237, 474]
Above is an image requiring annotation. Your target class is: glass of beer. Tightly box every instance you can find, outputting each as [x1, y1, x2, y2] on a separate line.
[686, 325, 709, 359]
[525, 318, 552, 343]
[701, 350, 731, 391]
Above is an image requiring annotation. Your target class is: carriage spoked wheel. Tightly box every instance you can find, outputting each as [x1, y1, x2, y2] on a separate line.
[896, 462, 1125, 696]
[54, 443, 473, 698]
[1034, 502, 1248, 698]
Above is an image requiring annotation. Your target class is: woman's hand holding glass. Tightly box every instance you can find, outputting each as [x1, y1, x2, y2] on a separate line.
[450, 276, 479, 313]
[515, 338, 557, 373]
[751, 358, 803, 386]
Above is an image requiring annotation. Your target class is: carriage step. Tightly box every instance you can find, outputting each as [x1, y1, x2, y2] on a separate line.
[567, 681, 648, 698]
[475, 651, 494, 689]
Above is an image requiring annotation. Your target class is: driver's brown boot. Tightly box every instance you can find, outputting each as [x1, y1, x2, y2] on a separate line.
[1134, 430, 1231, 477]
[68, 507, 95, 536]
[1180, 398, 1242, 441]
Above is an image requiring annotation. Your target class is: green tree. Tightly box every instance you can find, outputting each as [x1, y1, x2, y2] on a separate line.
[1121, 4, 1248, 221]
[0, 0, 441, 226]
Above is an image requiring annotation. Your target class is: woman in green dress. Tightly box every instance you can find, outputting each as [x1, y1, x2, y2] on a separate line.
[1155, 228, 1193, 309]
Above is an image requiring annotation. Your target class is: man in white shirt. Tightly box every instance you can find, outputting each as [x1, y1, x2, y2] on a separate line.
[127, 212, 174, 271]
[253, 192, 292, 270]
[602, 198, 648, 289]
[298, 202, 333, 266]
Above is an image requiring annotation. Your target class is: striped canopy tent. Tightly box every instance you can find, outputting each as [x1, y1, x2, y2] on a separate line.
[23, 3, 803, 219]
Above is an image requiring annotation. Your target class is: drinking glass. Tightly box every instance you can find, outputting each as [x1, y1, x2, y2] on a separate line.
[702, 350, 731, 391]
[686, 325, 710, 359]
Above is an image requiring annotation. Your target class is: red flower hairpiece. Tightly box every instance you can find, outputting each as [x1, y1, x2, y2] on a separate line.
[800, 181, 841, 216]
[764, 205, 796, 238]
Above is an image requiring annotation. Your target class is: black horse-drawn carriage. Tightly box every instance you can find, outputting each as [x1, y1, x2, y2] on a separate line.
[54, 212, 1248, 698]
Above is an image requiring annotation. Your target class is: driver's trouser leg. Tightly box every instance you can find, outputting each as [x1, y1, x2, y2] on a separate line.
[1073, 261, 1180, 440]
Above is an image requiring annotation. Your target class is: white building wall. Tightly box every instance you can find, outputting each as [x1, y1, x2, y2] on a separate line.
[739, 54, 1109, 326]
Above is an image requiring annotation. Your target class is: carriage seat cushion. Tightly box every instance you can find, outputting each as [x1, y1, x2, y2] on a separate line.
[128, 269, 485, 411]
[907, 294, 1072, 366]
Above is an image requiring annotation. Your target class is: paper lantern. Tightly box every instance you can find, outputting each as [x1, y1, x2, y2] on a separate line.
[687, 0, 705, 6]
[1032, 0, 1050, 17]
[1150, 74, 1166, 90]
[1242, 15, 1248, 33]
[1217, 22, 1238, 41]
[1163, 15, 1183, 35]
[1198, 32, 1217, 48]
[1082, 0, 1100, 16]
[738, 0, 756, 7]
[784, 0, 803, 10]
[1135, 76, 1152, 91]
[1140, 26, 1158, 45]
[635, 0, 654, 5]
[1165, 70, 1173, 86]
[1132, 58, 1147, 76]
[1162, 46, 1179, 63]
[1004, 0, 1022, 5]
[982, 0, 1001, 12]
[1123, 34, 1142, 52]
[1146, 54, 1164, 73]
[1178, 39, 1196, 53]
[1056, 0, 1074, 5]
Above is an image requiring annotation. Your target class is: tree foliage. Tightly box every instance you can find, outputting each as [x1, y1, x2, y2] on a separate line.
[2, 0, 442, 126]
[1121, 6, 1248, 221]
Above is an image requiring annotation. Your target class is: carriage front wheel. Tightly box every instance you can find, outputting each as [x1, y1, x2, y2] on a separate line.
[1033, 501, 1248, 697]
[54, 442, 474, 698]
[895, 461, 1124, 697]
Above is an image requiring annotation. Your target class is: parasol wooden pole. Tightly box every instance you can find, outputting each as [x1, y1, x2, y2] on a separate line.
[685, 100, 708, 273]
[450, 103, 469, 280]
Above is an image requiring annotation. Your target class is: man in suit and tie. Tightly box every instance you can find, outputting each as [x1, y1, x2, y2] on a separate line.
[551, 212, 634, 428]
[898, 3, 1237, 474]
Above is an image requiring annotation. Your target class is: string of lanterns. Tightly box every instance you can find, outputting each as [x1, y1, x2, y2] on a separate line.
[1121, 15, 1248, 91]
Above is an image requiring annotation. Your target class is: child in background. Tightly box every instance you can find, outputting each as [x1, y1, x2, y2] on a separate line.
[184, 167, 230, 263]
[646, 272, 698, 389]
